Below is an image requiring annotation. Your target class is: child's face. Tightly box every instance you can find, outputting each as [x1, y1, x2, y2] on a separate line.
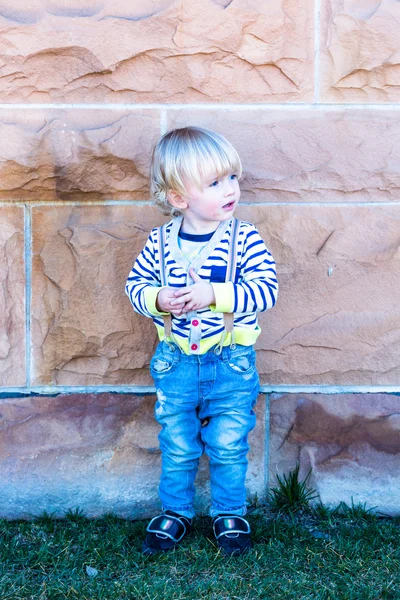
[171, 171, 240, 233]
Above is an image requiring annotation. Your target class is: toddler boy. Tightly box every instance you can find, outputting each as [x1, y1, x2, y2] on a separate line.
[126, 126, 278, 556]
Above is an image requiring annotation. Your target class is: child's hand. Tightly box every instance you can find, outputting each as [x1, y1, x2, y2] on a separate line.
[170, 268, 216, 312]
[156, 287, 186, 316]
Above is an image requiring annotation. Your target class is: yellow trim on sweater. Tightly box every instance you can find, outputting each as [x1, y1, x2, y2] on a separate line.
[210, 282, 234, 313]
[155, 323, 261, 354]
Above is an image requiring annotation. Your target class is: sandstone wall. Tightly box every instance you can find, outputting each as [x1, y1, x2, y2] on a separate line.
[0, 0, 399, 518]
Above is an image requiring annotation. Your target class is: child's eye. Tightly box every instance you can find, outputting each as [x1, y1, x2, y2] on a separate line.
[230, 174, 238, 180]
[210, 180, 219, 187]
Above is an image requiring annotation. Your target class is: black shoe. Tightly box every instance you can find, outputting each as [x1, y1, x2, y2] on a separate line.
[212, 515, 252, 556]
[142, 511, 192, 555]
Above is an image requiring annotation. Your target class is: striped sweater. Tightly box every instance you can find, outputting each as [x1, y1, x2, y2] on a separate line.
[125, 216, 278, 354]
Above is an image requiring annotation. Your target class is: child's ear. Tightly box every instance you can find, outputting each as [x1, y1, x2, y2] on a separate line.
[167, 190, 188, 209]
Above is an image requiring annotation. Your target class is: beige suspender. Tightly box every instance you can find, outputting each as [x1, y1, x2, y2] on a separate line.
[221, 217, 240, 350]
[157, 223, 172, 342]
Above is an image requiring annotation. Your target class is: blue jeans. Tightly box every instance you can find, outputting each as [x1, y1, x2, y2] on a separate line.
[150, 341, 259, 519]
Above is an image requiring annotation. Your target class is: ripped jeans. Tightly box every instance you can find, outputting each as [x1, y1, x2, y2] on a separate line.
[150, 341, 259, 519]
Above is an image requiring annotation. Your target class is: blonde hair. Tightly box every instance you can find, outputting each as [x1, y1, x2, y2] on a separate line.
[150, 127, 242, 216]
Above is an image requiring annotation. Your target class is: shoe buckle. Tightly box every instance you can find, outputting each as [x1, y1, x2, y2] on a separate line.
[147, 514, 187, 543]
[213, 515, 251, 540]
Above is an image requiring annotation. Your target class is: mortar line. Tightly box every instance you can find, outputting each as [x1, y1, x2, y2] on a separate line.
[264, 393, 270, 500]
[1, 103, 400, 110]
[1, 200, 400, 208]
[24, 205, 32, 388]
[0, 385, 399, 396]
[314, 0, 321, 103]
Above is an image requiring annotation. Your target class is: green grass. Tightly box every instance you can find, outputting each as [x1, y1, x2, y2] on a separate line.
[0, 506, 399, 600]
[268, 463, 319, 514]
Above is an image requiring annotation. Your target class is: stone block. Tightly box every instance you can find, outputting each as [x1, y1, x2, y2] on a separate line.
[321, 0, 400, 102]
[2, 109, 400, 203]
[0, 110, 160, 201]
[167, 110, 400, 203]
[0, 0, 314, 103]
[270, 393, 400, 515]
[32, 203, 400, 386]
[0, 206, 25, 386]
[0, 392, 265, 518]
[239, 204, 400, 385]
[32, 205, 166, 386]
[0, 393, 161, 518]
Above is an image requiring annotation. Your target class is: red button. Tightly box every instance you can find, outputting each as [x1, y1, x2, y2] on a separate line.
[192, 319, 199, 326]
[191, 344, 198, 351]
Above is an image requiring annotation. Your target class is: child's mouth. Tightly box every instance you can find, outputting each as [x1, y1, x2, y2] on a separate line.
[222, 201, 235, 211]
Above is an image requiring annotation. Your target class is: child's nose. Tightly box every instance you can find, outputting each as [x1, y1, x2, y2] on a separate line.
[224, 179, 235, 195]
